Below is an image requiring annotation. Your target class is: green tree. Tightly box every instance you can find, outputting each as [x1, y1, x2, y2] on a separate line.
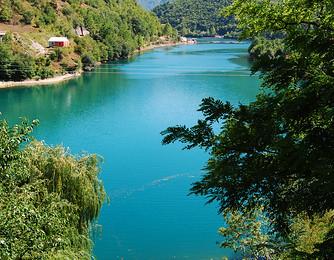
[162, 23, 174, 36]
[162, 0, 334, 257]
[209, 26, 217, 36]
[0, 1, 12, 22]
[11, 54, 36, 81]
[0, 43, 13, 81]
[220, 206, 334, 259]
[0, 118, 106, 258]
[21, 10, 34, 24]
[219, 206, 278, 259]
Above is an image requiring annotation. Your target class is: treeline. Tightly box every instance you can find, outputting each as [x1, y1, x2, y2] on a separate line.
[153, 0, 236, 37]
[162, 0, 334, 258]
[0, 0, 177, 81]
[0, 119, 106, 258]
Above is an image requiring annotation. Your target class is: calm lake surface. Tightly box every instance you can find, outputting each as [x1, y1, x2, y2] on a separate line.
[0, 39, 260, 259]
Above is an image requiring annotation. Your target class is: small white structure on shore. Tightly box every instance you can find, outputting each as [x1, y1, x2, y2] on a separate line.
[0, 31, 6, 41]
[180, 36, 197, 44]
[48, 37, 70, 47]
[180, 36, 187, 42]
[188, 38, 197, 44]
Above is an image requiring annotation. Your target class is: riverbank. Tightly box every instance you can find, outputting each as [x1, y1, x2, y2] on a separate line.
[0, 72, 82, 89]
[0, 42, 184, 89]
[136, 41, 183, 53]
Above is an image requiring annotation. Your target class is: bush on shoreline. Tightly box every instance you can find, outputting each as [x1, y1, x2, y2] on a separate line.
[0, 118, 106, 259]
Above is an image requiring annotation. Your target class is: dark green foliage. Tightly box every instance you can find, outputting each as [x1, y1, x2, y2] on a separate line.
[0, 118, 106, 258]
[162, 23, 177, 37]
[39, 5, 57, 26]
[0, 41, 37, 81]
[153, 0, 235, 36]
[81, 54, 96, 71]
[162, 0, 334, 257]
[0, 0, 12, 22]
[0, 37, 54, 81]
[248, 37, 284, 69]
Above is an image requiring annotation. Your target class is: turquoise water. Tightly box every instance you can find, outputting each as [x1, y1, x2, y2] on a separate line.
[0, 39, 260, 259]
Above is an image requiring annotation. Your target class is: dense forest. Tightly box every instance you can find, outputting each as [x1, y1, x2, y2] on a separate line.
[153, 0, 236, 37]
[0, 0, 177, 81]
[0, 119, 106, 258]
[162, 0, 334, 258]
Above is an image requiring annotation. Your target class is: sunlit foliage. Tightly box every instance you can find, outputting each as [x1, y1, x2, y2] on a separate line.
[0, 119, 105, 258]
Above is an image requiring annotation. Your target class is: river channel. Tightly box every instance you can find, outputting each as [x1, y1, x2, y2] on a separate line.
[0, 38, 260, 259]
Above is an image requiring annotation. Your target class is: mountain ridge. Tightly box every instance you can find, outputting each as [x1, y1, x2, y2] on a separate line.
[153, 0, 236, 37]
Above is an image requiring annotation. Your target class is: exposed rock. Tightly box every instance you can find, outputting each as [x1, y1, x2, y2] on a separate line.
[31, 40, 46, 55]
[74, 26, 90, 37]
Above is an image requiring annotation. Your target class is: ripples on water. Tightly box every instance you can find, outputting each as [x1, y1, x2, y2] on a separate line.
[109, 173, 197, 201]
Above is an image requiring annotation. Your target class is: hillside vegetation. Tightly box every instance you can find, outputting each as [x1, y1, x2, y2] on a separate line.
[153, 0, 236, 37]
[0, 0, 177, 81]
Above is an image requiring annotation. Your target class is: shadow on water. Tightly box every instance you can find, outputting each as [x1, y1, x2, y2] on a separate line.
[0, 69, 132, 125]
[229, 53, 252, 68]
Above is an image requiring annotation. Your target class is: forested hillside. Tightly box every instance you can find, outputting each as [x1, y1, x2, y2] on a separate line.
[153, 0, 236, 36]
[0, 0, 177, 81]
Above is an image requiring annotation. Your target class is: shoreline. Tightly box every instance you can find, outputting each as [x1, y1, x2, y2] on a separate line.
[0, 41, 184, 89]
[0, 72, 82, 89]
[135, 41, 183, 53]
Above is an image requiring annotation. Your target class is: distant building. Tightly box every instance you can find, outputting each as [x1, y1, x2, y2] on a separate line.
[74, 26, 90, 37]
[0, 31, 6, 41]
[180, 36, 187, 42]
[48, 37, 70, 47]
[180, 36, 197, 44]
